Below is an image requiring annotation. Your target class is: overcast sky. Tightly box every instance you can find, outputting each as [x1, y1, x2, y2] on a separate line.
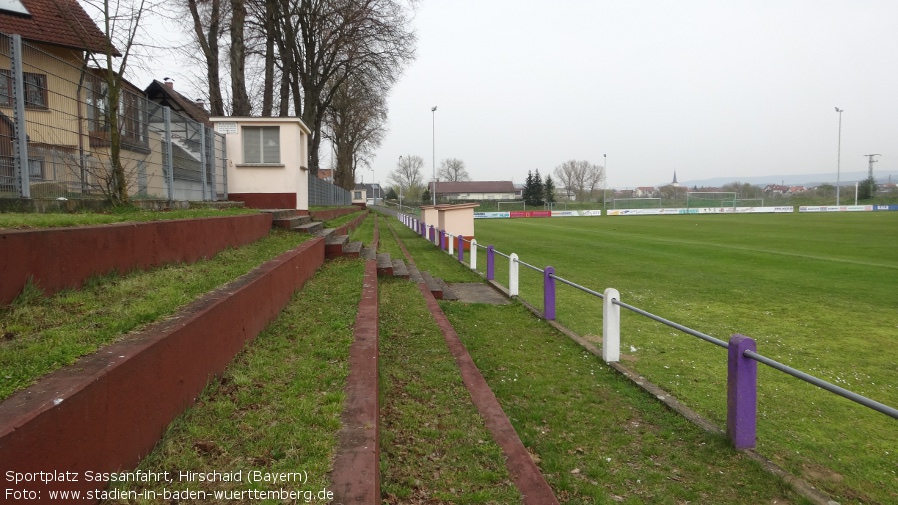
[127, 1, 898, 190]
[369, 0, 898, 189]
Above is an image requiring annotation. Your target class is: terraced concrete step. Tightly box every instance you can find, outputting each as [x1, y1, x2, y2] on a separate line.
[272, 215, 312, 230]
[360, 245, 377, 261]
[296, 221, 324, 234]
[325, 234, 350, 258]
[421, 271, 443, 300]
[391, 258, 409, 279]
[436, 277, 458, 301]
[406, 263, 425, 284]
[343, 241, 363, 259]
[260, 208, 300, 220]
[376, 253, 394, 277]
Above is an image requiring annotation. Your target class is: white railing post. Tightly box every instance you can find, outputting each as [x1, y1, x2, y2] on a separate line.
[470, 239, 478, 270]
[509, 253, 519, 297]
[603, 288, 620, 362]
[448, 232, 454, 255]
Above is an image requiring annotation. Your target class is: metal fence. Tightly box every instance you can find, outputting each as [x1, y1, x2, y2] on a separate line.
[398, 213, 898, 451]
[308, 174, 351, 206]
[0, 33, 226, 202]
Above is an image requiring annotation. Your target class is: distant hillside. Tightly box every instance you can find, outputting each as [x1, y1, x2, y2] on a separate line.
[674, 170, 898, 189]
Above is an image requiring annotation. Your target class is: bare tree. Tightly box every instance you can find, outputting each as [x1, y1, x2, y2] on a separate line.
[229, 0, 251, 115]
[273, 0, 415, 174]
[388, 155, 424, 201]
[64, 0, 156, 205]
[554, 159, 603, 201]
[324, 74, 387, 190]
[438, 158, 469, 182]
[186, 0, 225, 115]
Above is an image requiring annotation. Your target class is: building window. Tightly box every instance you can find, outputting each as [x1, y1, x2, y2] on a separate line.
[28, 158, 44, 179]
[86, 77, 149, 151]
[354, 191, 362, 199]
[243, 126, 280, 164]
[0, 70, 48, 109]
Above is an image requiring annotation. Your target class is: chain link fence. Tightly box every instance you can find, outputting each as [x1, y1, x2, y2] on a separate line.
[308, 174, 351, 206]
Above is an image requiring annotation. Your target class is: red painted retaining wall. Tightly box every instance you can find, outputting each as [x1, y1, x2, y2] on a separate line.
[0, 238, 325, 503]
[0, 213, 272, 306]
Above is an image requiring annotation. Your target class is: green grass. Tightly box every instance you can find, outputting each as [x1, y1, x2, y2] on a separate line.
[109, 259, 365, 500]
[0, 230, 310, 401]
[0, 207, 257, 229]
[443, 301, 809, 504]
[348, 212, 375, 245]
[380, 216, 810, 503]
[322, 209, 365, 229]
[464, 212, 898, 503]
[379, 279, 520, 503]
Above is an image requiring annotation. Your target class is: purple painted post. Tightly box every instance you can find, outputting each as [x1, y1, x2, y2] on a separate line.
[429, 225, 434, 242]
[486, 245, 495, 280]
[457, 235, 464, 262]
[440, 230, 446, 250]
[543, 266, 556, 320]
[727, 334, 757, 450]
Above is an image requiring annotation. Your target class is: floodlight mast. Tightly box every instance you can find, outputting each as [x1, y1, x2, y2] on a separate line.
[864, 154, 880, 179]
[835, 107, 843, 206]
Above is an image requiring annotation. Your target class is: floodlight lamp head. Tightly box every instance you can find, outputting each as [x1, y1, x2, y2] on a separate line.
[835, 107, 843, 113]
[432, 106, 437, 112]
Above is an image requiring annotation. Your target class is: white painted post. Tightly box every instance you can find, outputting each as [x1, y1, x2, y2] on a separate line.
[509, 253, 519, 297]
[448, 233, 454, 255]
[603, 288, 620, 362]
[470, 239, 478, 270]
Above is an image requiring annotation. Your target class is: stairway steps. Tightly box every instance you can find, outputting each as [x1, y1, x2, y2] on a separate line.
[391, 259, 409, 279]
[376, 253, 394, 277]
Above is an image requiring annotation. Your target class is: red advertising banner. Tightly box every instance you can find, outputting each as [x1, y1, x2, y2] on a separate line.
[509, 211, 552, 218]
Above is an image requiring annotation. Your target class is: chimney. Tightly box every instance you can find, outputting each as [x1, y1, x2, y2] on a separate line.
[163, 77, 174, 89]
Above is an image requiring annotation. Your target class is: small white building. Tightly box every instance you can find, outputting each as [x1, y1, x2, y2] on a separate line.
[210, 116, 311, 209]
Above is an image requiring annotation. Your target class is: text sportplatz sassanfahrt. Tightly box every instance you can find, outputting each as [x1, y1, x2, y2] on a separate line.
[5, 469, 334, 502]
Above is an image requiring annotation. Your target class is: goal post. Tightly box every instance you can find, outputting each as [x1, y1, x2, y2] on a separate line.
[686, 192, 737, 209]
[612, 197, 662, 209]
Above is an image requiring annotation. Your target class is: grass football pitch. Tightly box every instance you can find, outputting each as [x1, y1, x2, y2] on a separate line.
[468, 212, 897, 503]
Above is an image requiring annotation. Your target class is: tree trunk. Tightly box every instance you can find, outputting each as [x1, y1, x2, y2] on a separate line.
[188, 0, 224, 116]
[230, 0, 251, 115]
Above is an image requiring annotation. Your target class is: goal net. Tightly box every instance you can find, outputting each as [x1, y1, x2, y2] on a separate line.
[735, 198, 764, 207]
[686, 192, 737, 208]
[613, 198, 662, 209]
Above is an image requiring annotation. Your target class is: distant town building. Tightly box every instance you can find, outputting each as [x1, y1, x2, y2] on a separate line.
[635, 186, 657, 197]
[428, 181, 517, 201]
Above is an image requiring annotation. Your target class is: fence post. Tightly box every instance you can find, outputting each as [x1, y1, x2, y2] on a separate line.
[603, 288, 620, 363]
[509, 253, 519, 297]
[544, 266, 556, 320]
[439, 229, 446, 250]
[457, 235, 464, 263]
[448, 232, 454, 255]
[486, 245, 494, 280]
[162, 106, 174, 201]
[727, 334, 757, 450]
[470, 239, 478, 270]
[429, 225, 434, 243]
[10, 35, 29, 198]
[200, 124, 209, 201]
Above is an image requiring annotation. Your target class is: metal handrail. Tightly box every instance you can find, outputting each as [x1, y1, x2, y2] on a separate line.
[744, 350, 898, 420]
[549, 273, 605, 299]
[613, 299, 729, 348]
[516, 259, 544, 273]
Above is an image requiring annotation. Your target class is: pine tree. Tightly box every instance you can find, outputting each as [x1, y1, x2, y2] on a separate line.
[522, 170, 534, 205]
[422, 188, 431, 203]
[544, 175, 556, 203]
[533, 169, 545, 205]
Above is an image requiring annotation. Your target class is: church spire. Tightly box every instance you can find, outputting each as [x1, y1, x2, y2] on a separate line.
[672, 171, 679, 187]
